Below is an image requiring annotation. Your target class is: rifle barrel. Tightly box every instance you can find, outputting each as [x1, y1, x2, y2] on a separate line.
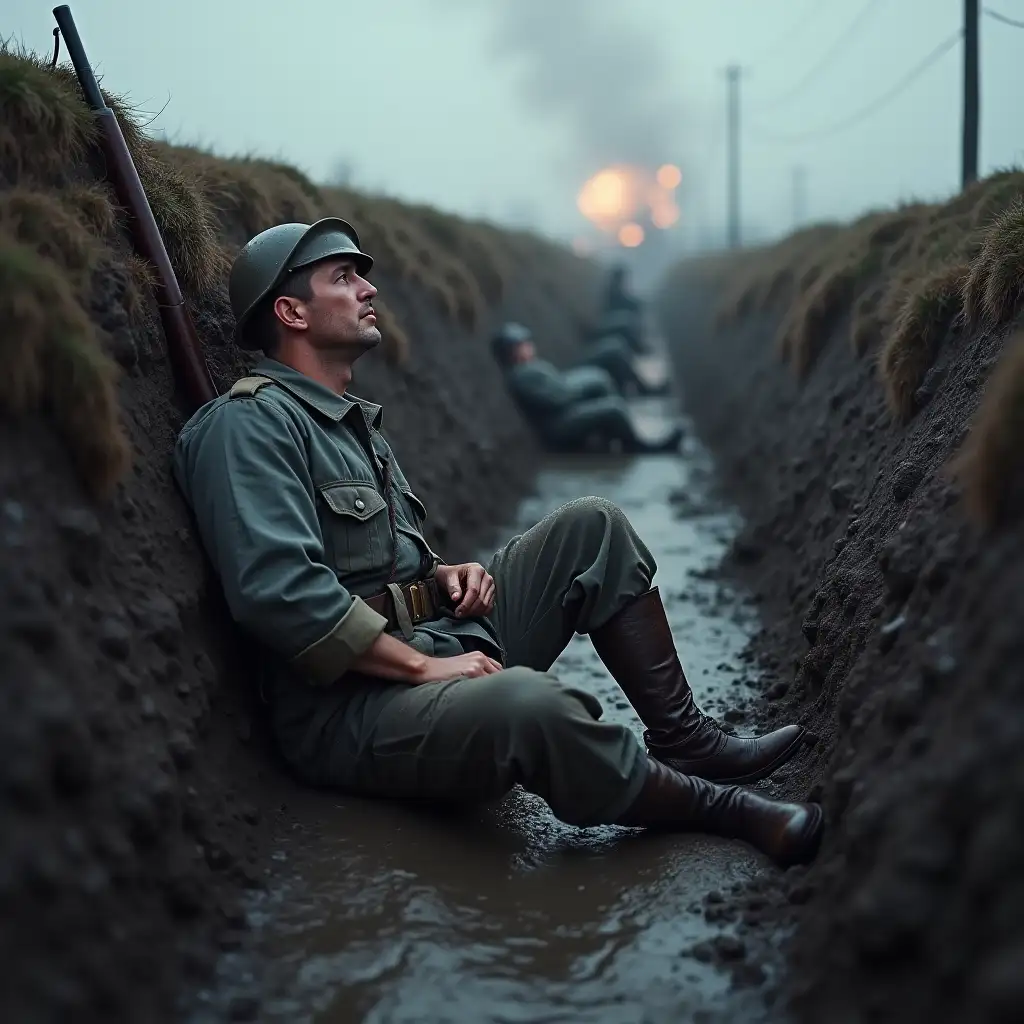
[51, 6, 105, 110]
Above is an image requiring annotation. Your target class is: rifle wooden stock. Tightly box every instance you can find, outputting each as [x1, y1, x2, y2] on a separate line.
[53, 5, 218, 410]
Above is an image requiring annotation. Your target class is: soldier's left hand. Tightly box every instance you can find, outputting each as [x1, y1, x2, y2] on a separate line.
[436, 562, 495, 618]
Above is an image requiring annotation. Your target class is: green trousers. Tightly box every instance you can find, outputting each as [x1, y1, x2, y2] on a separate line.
[276, 498, 656, 826]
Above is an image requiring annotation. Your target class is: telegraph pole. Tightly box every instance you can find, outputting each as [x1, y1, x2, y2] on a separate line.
[726, 64, 741, 248]
[962, 0, 979, 188]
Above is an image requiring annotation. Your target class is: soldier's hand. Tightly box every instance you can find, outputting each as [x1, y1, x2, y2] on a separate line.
[418, 652, 503, 683]
[435, 562, 496, 618]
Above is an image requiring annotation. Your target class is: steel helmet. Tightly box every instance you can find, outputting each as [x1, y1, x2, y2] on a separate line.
[490, 321, 533, 363]
[228, 217, 373, 348]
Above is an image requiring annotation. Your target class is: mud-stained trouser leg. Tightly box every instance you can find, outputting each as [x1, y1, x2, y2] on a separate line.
[311, 666, 646, 826]
[290, 499, 658, 825]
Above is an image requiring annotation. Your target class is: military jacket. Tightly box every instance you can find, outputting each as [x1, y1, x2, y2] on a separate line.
[503, 359, 583, 419]
[173, 358, 502, 688]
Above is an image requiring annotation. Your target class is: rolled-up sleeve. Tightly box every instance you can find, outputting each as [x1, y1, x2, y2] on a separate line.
[174, 398, 386, 684]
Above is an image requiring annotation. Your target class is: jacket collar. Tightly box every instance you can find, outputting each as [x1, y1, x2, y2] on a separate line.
[253, 358, 383, 430]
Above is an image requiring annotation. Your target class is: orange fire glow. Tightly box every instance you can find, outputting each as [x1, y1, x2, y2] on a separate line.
[577, 162, 683, 246]
[656, 164, 682, 190]
[618, 223, 645, 248]
[651, 200, 679, 229]
[577, 168, 635, 227]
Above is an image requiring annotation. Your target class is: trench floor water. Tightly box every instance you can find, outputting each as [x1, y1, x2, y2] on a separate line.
[192, 396, 792, 1024]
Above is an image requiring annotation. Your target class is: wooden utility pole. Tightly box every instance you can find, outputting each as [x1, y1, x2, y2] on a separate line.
[726, 64, 741, 248]
[962, 0, 979, 188]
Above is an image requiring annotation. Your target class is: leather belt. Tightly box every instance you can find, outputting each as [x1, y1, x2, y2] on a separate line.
[365, 578, 447, 632]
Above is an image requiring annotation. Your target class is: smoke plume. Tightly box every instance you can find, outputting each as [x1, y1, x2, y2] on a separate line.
[481, 0, 687, 178]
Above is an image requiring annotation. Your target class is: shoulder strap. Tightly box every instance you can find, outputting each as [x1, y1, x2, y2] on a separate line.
[229, 375, 277, 399]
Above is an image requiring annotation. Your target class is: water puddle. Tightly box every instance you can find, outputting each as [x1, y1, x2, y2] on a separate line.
[191, 398, 782, 1024]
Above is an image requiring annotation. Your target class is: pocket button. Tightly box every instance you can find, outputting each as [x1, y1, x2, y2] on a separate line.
[354, 498, 365, 511]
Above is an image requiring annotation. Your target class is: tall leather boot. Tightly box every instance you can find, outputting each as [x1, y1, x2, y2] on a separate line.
[615, 757, 824, 868]
[590, 587, 807, 785]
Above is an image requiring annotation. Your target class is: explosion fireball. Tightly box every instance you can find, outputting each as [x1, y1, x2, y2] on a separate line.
[576, 163, 682, 248]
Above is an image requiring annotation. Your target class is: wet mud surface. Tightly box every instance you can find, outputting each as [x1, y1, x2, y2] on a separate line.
[190, 400, 794, 1024]
[660, 279, 1024, 1023]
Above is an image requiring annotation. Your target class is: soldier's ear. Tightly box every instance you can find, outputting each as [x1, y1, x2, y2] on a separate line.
[273, 295, 309, 331]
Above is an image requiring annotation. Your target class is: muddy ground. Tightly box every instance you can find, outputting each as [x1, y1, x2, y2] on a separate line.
[0, 245, 593, 1024]
[660, 276, 1024, 1023]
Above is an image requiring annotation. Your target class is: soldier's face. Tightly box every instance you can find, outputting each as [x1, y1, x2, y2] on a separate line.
[303, 258, 381, 351]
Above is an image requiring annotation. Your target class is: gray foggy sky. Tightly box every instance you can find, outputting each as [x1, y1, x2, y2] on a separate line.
[6, 0, 1024, 251]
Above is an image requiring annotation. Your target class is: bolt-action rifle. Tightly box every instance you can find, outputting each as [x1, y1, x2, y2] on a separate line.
[52, 5, 218, 409]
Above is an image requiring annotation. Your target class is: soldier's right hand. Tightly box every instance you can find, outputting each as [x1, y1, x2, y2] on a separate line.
[417, 652, 503, 683]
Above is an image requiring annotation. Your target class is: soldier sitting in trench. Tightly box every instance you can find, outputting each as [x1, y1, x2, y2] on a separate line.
[491, 322, 683, 455]
[173, 218, 824, 868]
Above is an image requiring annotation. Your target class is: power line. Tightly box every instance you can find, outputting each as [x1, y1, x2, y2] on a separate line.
[750, 29, 964, 145]
[742, 0, 827, 68]
[758, 0, 884, 110]
[984, 6, 1024, 28]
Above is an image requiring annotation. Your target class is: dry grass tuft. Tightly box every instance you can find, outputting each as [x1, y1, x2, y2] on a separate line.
[0, 45, 95, 180]
[0, 233, 130, 496]
[121, 252, 157, 323]
[406, 204, 511, 307]
[780, 246, 880, 378]
[850, 284, 887, 356]
[176, 147, 321, 240]
[63, 181, 119, 236]
[968, 170, 1024, 229]
[963, 200, 1024, 328]
[137, 146, 230, 296]
[0, 186, 104, 286]
[953, 330, 1024, 527]
[878, 262, 968, 420]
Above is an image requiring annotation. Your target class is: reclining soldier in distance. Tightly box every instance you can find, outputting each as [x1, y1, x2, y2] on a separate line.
[173, 218, 825, 867]
[492, 322, 684, 455]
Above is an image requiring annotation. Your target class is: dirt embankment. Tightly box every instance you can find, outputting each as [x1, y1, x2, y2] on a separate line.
[0, 49, 600, 1023]
[659, 172, 1024, 1022]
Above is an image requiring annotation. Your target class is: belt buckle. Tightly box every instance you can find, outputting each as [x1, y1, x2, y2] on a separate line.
[408, 581, 426, 623]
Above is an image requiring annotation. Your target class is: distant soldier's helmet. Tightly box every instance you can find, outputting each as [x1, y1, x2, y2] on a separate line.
[491, 321, 532, 360]
[228, 218, 373, 348]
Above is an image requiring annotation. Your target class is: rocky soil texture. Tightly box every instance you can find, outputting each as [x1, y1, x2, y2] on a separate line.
[659, 171, 1024, 1024]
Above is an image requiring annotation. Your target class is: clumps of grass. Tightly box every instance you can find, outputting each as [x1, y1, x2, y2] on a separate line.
[121, 252, 157, 323]
[967, 170, 1024, 229]
[0, 44, 96, 181]
[361, 200, 486, 331]
[953, 330, 1024, 527]
[778, 246, 878, 378]
[133, 145, 230, 297]
[175, 146, 321, 243]
[406, 204, 510, 307]
[0, 186, 105, 287]
[878, 262, 968, 420]
[850, 284, 886, 356]
[0, 233, 130, 496]
[62, 181, 118, 236]
[963, 200, 1024, 329]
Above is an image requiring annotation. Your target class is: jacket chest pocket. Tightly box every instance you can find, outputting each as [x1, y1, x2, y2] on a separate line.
[318, 481, 392, 578]
[373, 448, 428, 531]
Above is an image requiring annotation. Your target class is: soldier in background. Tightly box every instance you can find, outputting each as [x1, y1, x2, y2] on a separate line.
[491, 323, 683, 454]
